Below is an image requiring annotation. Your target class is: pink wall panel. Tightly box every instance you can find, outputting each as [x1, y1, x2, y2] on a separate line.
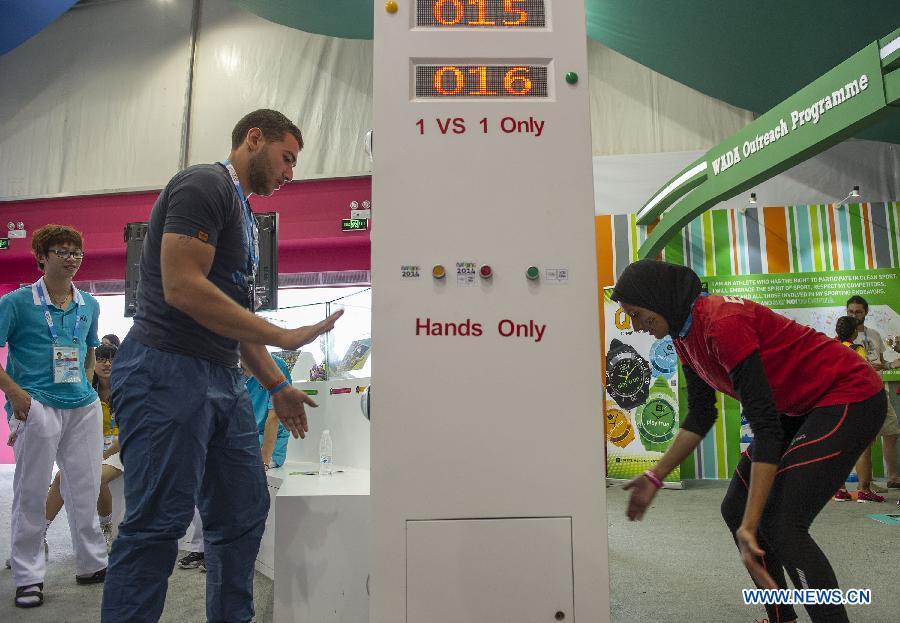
[0, 175, 372, 289]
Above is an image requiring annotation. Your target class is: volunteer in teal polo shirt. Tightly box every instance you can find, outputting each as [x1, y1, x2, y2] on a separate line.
[2, 280, 101, 417]
[0, 224, 108, 607]
[245, 354, 293, 468]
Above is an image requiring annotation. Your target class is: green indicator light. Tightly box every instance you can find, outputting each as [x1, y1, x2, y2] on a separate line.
[526, 266, 540, 280]
[0, 238, 9, 250]
[565, 72, 578, 85]
[305, 389, 319, 396]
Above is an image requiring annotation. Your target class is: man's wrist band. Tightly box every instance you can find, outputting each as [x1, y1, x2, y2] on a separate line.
[643, 469, 663, 489]
[264, 375, 287, 390]
[268, 380, 290, 396]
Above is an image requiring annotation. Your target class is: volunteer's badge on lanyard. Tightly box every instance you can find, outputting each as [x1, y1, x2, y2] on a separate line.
[53, 345, 81, 383]
[36, 282, 83, 384]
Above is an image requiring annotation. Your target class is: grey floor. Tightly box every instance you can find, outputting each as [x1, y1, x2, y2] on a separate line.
[1, 465, 898, 622]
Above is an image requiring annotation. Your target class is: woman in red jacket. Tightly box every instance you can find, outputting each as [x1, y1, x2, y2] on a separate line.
[614, 260, 885, 623]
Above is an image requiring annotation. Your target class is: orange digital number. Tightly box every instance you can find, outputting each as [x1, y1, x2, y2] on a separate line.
[503, 66, 532, 96]
[433, 0, 464, 25]
[468, 66, 497, 96]
[468, 0, 495, 25]
[502, 0, 527, 26]
[433, 66, 465, 95]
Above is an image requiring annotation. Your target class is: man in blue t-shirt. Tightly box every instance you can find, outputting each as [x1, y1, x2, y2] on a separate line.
[0, 225, 108, 608]
[101, 110, 342, 623]
[248, 355, 293, 469]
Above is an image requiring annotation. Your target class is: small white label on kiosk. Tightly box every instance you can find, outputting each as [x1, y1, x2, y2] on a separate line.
[351, 209, 371, 220]
[456, 262, 477, 287]
[401, 265, 421, 280]
[544, 268, 569, 284]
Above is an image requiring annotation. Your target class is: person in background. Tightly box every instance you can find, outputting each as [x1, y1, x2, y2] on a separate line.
[177, 353, 295, 572]
[101, 109, 342, 623]
[846, 295, 900, 491]
[44, 343, 125, 549]
[832, 316, 882, 502]
[616, 260, 885, 623]
[101, 334, 120, 348]
[176, 509, 206, 572]
[0, 224, 107, 608]
[252, 354, 294, 470]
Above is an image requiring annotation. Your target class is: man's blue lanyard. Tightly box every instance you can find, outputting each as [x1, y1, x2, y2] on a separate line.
[221, 160, 259, 280]
[678, 292, 709, 339]
[36, 282, 80, 345]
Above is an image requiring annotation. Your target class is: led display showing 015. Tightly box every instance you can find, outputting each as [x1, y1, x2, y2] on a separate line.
[416, 64, 548, 98]
[417, 0, 546, 28]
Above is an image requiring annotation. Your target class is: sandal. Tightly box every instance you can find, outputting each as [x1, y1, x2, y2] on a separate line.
[14, 583, 44, 608]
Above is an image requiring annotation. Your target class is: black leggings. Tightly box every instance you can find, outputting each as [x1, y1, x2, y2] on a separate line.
[720, 390, 886, 623]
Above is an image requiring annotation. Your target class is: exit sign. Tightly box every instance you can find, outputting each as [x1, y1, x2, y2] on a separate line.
[0, 238, 9, 250]
[342, 218, 369, 232]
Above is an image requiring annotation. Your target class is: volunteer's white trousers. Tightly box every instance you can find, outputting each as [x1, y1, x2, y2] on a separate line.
[189, 507, 204, 553]
[11, 399, 108, 586]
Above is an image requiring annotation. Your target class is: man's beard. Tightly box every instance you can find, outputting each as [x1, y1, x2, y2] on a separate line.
[247, 147, 273, 196]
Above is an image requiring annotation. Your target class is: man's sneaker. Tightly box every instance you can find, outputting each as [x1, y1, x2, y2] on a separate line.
[101, 524, 113, 551]
[856, 489, 885, 503]
[833, 489, 851, 501]
[178, 552, 204, 569]
[4, 558, 9, 569]
[75, 567, 106, 585]
[200, 558, 206, 573]
[870, 482, 888, 493]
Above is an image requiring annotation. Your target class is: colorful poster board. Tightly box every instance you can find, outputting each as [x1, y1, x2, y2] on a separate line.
[603, 288, 681, 484]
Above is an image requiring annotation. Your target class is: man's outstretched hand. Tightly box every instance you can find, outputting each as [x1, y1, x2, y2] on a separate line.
[278, 310, 344, 351]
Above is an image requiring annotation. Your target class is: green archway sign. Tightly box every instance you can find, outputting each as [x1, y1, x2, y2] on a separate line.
[637, 27, 900, 259]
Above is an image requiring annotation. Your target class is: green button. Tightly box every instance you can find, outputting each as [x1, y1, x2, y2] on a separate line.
[565, 72, 578, 85]
[526, 266, 540, 280]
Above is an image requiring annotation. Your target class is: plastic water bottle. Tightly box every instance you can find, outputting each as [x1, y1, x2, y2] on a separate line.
[318, 429, 333, 475]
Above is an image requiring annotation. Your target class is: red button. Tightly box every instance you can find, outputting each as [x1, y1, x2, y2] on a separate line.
[480, 265, 492, 279]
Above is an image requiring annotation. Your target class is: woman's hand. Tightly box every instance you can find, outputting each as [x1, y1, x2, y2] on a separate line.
[622, 474, 659, 521]
[736, 525, 777, 589]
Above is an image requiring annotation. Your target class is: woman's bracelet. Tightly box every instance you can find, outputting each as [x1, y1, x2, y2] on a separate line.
[643, 469, 663, 489]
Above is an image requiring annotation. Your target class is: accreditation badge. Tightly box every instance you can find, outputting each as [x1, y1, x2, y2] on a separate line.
[53, 346, 81, 383]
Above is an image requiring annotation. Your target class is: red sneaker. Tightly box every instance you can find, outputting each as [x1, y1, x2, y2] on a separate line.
[833, 489, 851, 501]
[856, 490, 885, 503]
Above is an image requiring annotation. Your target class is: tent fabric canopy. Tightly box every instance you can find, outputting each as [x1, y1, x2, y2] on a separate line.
[0, 0, 79, 56]
[227, 0, 900, 143]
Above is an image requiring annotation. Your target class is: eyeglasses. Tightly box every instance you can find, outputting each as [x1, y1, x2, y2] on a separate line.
[96, 357, 114, 363]
[48, 248, 85, 260]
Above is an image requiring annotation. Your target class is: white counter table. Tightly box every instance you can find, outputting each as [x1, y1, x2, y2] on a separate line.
[260, 461, 370, 623]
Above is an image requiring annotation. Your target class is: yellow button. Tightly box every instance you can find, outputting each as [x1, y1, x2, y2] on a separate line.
[385, 1, 399, 14]
[432, 265, 446, 279]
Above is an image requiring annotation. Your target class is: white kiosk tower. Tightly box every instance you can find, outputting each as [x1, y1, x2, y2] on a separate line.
[372, 2, 609, 621]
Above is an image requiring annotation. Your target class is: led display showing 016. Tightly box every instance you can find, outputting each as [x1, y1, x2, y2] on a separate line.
[416, 64, 548, 98]
[417, 0, 545, 28]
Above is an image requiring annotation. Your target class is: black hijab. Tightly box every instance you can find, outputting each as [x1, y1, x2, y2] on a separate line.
[610, 260, 702, 338]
